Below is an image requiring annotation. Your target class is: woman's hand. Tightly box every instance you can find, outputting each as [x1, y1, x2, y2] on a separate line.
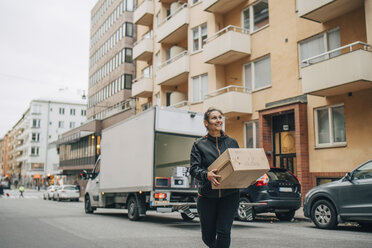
[207, 169, 221, 187]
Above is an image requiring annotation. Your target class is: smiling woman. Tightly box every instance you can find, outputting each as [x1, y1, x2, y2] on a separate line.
[190, 107, 240, 248]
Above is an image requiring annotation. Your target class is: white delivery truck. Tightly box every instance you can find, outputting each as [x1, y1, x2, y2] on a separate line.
[83, 106, 206, 221]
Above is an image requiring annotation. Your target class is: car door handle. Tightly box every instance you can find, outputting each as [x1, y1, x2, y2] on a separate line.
[96, 181, 99, 184]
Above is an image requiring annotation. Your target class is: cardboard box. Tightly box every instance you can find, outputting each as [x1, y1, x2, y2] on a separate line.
[208, 148, 270, 189]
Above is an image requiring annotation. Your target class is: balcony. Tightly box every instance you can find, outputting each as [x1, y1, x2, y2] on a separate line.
[132, 76, 153, 97]
[133, 37, 153, 61]
[203, 86, 252, 116]
[301, 42, 372, 97]
[167, 100, 190, 110]
[297, 0, 364, 23]
[156, 3, 189, 44]
[134, 0, 154, 26]
[156, 51, 189, 86]
[203, 25, 251, 65]
[203, 0, 246, 15]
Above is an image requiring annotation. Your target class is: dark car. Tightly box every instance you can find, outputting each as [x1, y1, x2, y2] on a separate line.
[303, 160, 372, 229]
[237, 167, 301, 222]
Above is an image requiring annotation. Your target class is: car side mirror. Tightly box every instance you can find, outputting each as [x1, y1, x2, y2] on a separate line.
[345, 172, 352, 182]
[82, 170, 88, 180]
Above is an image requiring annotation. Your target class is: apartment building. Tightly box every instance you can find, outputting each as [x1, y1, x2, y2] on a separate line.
[56, 0, 137, 189]
[87, 0, 136, 120]
[132, 0, 372, 195]
[0, 89, 87, 187]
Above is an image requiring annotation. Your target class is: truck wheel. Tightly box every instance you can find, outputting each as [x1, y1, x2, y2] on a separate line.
[237, 197, 255, 222]
[181, 213, 195, 221]
[275, 210, 295, 221]
[311, 199, 337, 229]
[127, 196, 140, 221]
[85, 195, 94, 214]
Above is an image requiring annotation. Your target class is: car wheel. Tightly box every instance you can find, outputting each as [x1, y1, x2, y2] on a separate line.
[85, 195, 94, 214]
[43, 195, 46, 200]
[275, 210, 295, 221]
[237, 197, 255, 222]
[181, 212, 195, 221]
[311, 199, 337, 229]
[127, 196, 140, 221]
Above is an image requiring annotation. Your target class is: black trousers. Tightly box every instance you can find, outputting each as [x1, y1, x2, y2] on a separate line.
[197, 192, 240, 248]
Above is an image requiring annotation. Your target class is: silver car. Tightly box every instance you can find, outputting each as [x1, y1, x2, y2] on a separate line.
[53, 185, 80, 202]
[43, 185, 59, 200]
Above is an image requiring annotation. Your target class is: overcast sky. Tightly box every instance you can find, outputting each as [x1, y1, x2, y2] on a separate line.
[0, 0, 97, 137]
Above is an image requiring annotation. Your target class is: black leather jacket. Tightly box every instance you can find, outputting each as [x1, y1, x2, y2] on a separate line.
[190, 132, 239, 198]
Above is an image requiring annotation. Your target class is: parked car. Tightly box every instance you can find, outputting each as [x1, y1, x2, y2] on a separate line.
[237, 167, 301, 222]
[43, 185, 59, 200]
[303, 159, 372, 229]
[0, 177, 10, 189]
[52, 185, 80, 202]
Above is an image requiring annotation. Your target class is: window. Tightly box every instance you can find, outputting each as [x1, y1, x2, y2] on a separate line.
[32, 119, 40, 128]
[70, 122, 75, 129]
[315, 104, 346, 147]
[192, 0, 200, 4]
[142, 66, 152, 78]
[124, 74, 133, 89]
[299, 28, 340, 67]
[353, 161, 372, 180]
[30, 147, 39, 156]
[58, 121, 64, 128]
[245, 121, 260, 148]
[192, 74, 208, 102]
[81, 109, 86, 116]
[125, 0, 134, 11]
[124, 48, 132, 63]
[31, 133, 40, 142]
[243, 0, 269, 33]
[59, 108, 65, 115]
[70, 109, 76, 115]
[192, 23, 207, 52]
[125, 22, 133, 37]
[31, 104, 41, 114]
[243, 55, 271, 91]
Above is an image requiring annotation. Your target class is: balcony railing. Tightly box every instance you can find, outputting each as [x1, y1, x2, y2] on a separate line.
[203, 25, 250, 64]
[301, 41, 370, 67]
[301, 41, 372, 96]
[156, 3, 189, 44]
[133, 34, 154, 61]
[204, 85, 252, 115]
[132, 75, 153, 97]
[134, 0, 154, 26]
[167, 100, 189, 109]
[156, 50, 189, 86]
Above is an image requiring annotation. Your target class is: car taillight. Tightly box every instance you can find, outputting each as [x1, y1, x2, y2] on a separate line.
[154, 193, 167, 199]
[51, 190, 55, 192]
[256, 174, 269, 186]
[61, 190, 66, 193]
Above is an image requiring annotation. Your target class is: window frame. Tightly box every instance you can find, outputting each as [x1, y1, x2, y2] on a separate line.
[244, 120, 260, 148]
[242, 0, 270, 34]
[191, 73, 208, 103]
[314, 103, 347, 148]
[192, 23, 207, 53]
[243, 55, 271, 91]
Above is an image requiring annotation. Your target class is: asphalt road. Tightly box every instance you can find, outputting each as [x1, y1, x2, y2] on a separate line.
[0, 189, 371, 248]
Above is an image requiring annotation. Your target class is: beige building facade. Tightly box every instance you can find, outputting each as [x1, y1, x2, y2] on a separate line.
[132, 0, 372, 196]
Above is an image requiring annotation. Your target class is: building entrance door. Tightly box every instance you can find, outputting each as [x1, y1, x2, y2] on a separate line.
[272, 113, 297, 174]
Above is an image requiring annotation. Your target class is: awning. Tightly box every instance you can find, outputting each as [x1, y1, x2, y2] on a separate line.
[57, 131, 94, 145]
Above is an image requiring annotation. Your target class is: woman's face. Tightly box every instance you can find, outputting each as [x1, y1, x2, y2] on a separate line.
[206, 111, 223, 133]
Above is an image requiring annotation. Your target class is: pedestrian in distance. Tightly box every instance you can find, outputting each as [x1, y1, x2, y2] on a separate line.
[19, 185, 25, 198]
[190, 107, 240, 248]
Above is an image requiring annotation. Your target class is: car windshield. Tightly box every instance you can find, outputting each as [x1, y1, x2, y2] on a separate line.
[64, 186, 78, 190]
[268, 170, 298, 183]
